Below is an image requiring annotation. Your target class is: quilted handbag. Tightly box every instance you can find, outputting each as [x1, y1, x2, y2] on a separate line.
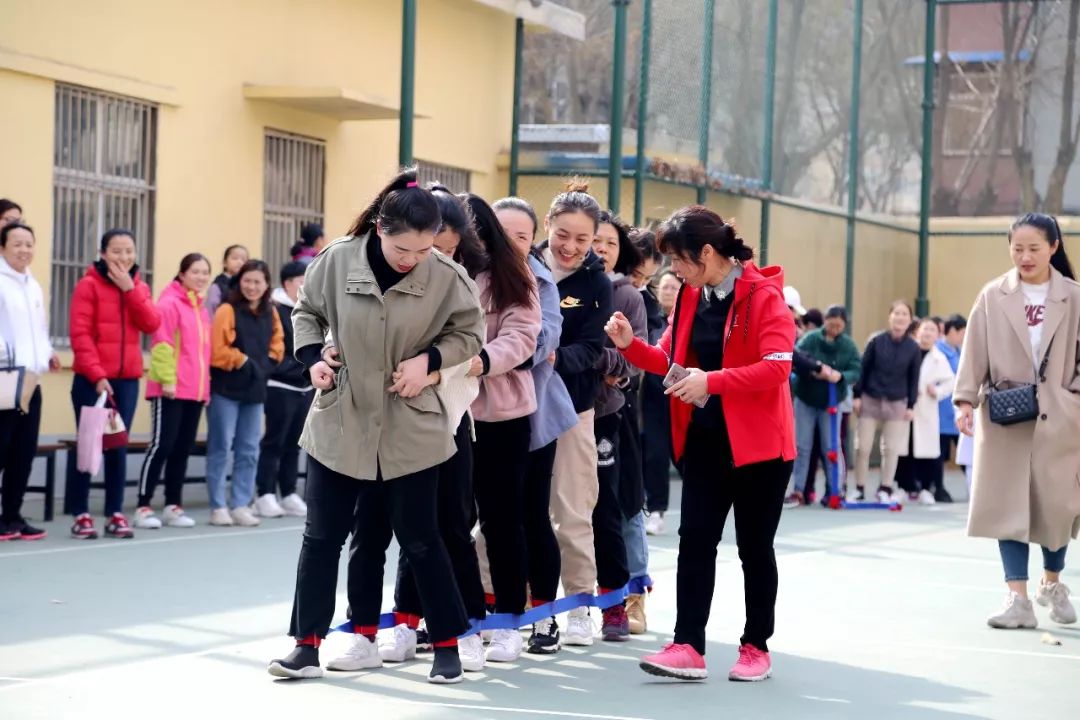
[987, 339, 1052, 426]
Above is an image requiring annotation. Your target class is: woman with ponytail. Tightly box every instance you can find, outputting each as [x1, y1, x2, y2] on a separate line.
[606, 205, 796, 683]
[954, 212, 1080, 631]
[268, 168, 484, 685]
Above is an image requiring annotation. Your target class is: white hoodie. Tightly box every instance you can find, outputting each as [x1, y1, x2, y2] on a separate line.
[0, 257, 53, 373]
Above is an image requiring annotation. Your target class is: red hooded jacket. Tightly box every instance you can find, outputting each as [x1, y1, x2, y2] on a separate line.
[70, 262, 161, 384]
[621, 262, 797, 468]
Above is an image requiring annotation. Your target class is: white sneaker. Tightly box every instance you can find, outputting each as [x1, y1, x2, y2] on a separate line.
[133, 507, 162, 529]
[1036, 581, 1077, 624]
[327, 634, 383, 671]
[564, 607, 594, 646]
[486, 628, 523, 662]
[230, 506, 261, 527]
[209, 508, 233, 526]
[645, 513, 665, 536]
[987, 591, 1038, 629]
[280, 493, 308, 517]
[255, 494, 285, 518]
[917, 489, 936, 506]
[378, 624, 418, 663]
[459, 633, 486, 672]
[890, 488, 907, 505]
[162, 505, 196, 528]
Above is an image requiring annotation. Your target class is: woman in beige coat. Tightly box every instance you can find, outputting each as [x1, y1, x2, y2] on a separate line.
[267, 169, 484, 684]
[954, 212, 1080, 630]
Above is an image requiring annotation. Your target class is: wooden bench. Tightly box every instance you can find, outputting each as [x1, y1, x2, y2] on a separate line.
[24, 443, 65, 522]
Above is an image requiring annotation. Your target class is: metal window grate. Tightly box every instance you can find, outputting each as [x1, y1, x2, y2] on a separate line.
[263, 130, 326, 281]
[416, 160, 471, 193]
[51, 84, 157, 346]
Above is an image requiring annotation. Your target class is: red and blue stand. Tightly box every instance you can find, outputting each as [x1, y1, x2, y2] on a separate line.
[825, 384, 902, 512]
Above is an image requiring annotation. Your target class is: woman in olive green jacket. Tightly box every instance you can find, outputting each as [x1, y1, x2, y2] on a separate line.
[268, 169, 484, 685]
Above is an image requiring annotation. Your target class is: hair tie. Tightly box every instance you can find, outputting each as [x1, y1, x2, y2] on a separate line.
[406, 181, 418, 188]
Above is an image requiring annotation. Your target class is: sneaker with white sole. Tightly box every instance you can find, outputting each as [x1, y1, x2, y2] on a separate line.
[527, 616, 561, 654]
[645, 513, 665, 536]
[564, 607, 594, 646]
[459, 633, 485, 672]
[327, 634, 383, 671]
[891, 488, 907, 505]
[268, 645, 323, 679]
[230, 506, 261, 527]
[1036, 581, 1077, 625]
[917, 489, 936, 506]
[987, 591, 1038, 629]
[105, 513, 134, 539]
[378, 624, 418, 663]
[255, 494, 285, 518]
[134, 506, 162, 529]
[162, 505, 196, 528]
[209, 508, 234, 526]
[70, 513, 98, 540]
[486, 628, 523, 662]
[280, 493, 308, 517]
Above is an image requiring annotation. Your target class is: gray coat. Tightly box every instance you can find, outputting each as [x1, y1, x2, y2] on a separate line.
[595, 274, 648, 418]
[292, 233, 484, 481]
[954, 267, 1080, 549]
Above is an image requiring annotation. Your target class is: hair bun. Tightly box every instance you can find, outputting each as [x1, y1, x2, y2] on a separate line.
[564, 176, 591, 194]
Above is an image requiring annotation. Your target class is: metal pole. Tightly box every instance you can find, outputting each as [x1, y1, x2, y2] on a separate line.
[634, 0, 652, 226]
[916, 0, 937, 317]
[845, 0, 864, 317]
[399, 0, 417, 167]
[609, 0, 630, 213]
[759, 0, 778, 264]
[697, 0, 715, 205]
[509, 17, 524, 196]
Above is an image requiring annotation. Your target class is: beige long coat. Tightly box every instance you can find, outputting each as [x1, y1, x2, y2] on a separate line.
[293, 233, 484, 481]
[954, 268, 1080, 549]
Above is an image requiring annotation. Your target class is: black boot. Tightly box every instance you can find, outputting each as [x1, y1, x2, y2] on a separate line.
[268, 644, 323, 679]
[934, 487, 954, 503]
[428, 646, 463, 684]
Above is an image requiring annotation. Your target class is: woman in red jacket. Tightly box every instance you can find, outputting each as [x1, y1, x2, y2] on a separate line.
[66, 229, 161, 540]
[605, 206, 795, 683]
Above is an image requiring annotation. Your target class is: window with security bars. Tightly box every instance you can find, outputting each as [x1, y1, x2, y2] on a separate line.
[416, 160, 471, 193]
[51, 84, 157, 346]
[263, 130, 325, 281]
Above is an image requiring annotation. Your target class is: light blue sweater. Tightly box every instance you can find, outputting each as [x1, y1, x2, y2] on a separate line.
[528, 254, 578, 450]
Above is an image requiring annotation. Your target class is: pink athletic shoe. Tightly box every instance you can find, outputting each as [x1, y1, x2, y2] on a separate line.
[728, 643, 772, 682]
[639, 643, 707, 680]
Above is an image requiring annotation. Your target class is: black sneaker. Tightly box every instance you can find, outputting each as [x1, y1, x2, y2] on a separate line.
[854, 486, 866, 501]
[9, 518, 47, 541]
[268, 644, 323, 679]
[415, 624, 432, 653]
[527, 616, 561, 654]
[0, 519, 20, 541]
[934, 487, 954, 503]
[428, 646, 463, 684]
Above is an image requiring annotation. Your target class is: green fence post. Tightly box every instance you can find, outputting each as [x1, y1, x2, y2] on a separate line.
[916, 0, 937, 317]
[844, 0, 864, 318]
[634, 0, 652, 226]
[399, 0, 417, 167]
[509, 17, 524, 196]
[697, 0, 715, 205]
[759, 0, 778, 264]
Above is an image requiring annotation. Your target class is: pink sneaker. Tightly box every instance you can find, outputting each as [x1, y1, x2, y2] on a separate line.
[728, 643, 771, 682]
[639, 643, 707, 680]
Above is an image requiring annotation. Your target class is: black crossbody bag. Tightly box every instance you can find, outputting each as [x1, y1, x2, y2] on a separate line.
[987, 338, 1053, 426]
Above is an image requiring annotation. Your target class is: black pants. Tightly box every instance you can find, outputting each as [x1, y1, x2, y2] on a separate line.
[474, 416, 533, 614]
[641, 373, 672, 513]
[137, 397, 203, 508]
[289, 458, 468, 643]
[396, 417, 486, 620]
[674, 423, 791, 655]
[896, 426, 941, 494]
[256, 387, 313, 497]
[524, 440, 561, 602]
[593, 411, 630, 592]
[805, 414, 849, 496]
[65, 375, 140, 517]
[0, 388, 42, 522]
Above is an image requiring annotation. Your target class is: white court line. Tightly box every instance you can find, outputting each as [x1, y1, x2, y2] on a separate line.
[378, 699, 653, 720]
[0, 524, 303, 559]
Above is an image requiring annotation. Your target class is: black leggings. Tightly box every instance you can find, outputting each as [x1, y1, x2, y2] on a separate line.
[137, 397, 203, 508]
[523, 440, 561, 603]
[288, 458, 468, 643]
[395, 418, 487, 620]
[593, 411, 629, 592]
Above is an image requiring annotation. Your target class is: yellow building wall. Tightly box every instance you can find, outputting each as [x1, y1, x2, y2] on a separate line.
[0, 0, 518, 435]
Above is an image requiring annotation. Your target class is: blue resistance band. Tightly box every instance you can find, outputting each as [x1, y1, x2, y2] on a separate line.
[332, 575, 653, 637]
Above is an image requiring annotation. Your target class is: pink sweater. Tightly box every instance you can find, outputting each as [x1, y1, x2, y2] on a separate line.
[470, 271, 541, 422]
